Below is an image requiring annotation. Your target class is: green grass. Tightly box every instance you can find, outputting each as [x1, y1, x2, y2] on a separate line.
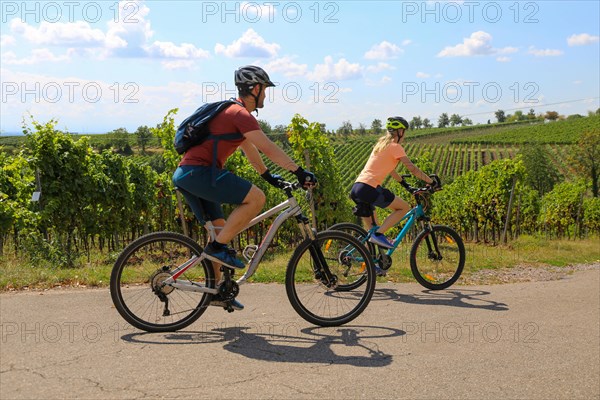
[1, 237, 598, 290]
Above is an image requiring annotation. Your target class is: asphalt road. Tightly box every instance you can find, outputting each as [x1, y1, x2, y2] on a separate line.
[1, 269, 598, 400]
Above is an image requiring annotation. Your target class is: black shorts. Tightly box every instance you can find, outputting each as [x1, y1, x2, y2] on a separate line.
[350, 182, 395, 208]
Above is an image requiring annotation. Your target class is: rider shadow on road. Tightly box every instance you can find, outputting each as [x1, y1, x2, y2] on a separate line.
[372, 287, 509, 311]
[122, 325, 404, 367]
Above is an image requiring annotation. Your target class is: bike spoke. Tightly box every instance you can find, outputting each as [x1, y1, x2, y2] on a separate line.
[411, 226, 465, 290]
[111, 232, 214, 332]
[286, 231, 375, 326]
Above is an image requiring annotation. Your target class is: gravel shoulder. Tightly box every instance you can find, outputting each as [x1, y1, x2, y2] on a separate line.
[462, 262, 600, 285]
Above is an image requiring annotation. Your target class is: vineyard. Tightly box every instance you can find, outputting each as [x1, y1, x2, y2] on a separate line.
[332, 139, 577, 191]
[450, 115, 600, 144]
[401, 115, 600, 145]
[1, 114, 599, 270]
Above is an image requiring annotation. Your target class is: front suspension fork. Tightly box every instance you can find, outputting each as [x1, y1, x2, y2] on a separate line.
[421, 222, 442, 261]
[296, 215, 337, 287]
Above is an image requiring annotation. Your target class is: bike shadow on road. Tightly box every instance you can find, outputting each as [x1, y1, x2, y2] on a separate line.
[371, 287, 509, 311]
[121, 325, 404, 367]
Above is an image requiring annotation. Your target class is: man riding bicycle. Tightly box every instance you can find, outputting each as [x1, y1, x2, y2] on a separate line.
[173, 65, 316, 310]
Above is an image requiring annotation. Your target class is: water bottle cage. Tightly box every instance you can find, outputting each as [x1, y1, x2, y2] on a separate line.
[242, 245, 259, 262]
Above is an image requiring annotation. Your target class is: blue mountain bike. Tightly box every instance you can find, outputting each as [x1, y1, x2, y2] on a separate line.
[331, 175, 465, 291]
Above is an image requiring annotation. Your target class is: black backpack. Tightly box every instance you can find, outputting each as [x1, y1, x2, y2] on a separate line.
[174, 99, 244, 155]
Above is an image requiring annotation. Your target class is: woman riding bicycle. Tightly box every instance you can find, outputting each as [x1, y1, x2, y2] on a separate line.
[350, 116, 438, 249]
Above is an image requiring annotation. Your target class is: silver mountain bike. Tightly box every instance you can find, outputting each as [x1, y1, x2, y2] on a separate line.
[110, 181, 376, 332]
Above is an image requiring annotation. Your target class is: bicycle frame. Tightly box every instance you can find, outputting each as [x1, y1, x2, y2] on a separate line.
[161, 186, 314, 293]
[366, 203, 428, 256]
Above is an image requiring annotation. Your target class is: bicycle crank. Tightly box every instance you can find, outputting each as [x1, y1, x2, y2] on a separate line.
[218, 277, 240, 313]
[377, 254, 393, 271]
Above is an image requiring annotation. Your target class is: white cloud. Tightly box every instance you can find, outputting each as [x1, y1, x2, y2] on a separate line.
[2, 49, 71, 65]
[146, 41, 209, 59]
[496, 56, 511, 62]
[307, 56, 363, 81]
[497, 47, 518, 55]
[10, 19, 105, 47]
[402, 39, 412, 46]
[437, 31, 517, 57]
[573, 80, 583, 85]
[364, 41, 403, 60]
[366, 62, 394, 73]
[6, 1, 209, 66]
[567, 33, 600, 46]
[161, 60, 196, 70]
[263, 57, 307, 77]
[215, 29, 280, 58]
[105, 0, 153, 55]
[528, 46, 563, 57]
[365, 75, 393, 87]
[0, 35, 16, 47]
[0, 68, 205, 132]
[416, 72, 430, 78]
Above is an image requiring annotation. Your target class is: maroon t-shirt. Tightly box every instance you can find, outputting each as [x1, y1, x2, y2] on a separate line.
[179, 99, 260, 169]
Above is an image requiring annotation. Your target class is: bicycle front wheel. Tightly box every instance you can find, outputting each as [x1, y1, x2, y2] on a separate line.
[328, 222, 374, 291]
[410, 225, 465, 290]
[110, 231, 215, 332]
[286, 230, 376, 326]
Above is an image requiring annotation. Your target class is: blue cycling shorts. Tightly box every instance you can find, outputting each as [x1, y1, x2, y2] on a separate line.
[172, 165, 252, 223]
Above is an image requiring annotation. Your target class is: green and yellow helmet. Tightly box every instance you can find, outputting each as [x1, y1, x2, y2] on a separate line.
[386, 116, 409, 131]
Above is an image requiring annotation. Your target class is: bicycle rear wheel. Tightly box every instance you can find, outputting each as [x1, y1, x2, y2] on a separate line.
[328, 222, 374, 291]
[286, 230, 376, 326]
[410, 225, 465, 290]
[110, 231, 215, 332]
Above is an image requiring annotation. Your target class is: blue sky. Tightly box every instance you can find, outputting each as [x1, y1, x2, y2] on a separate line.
[1, 0, 599, 134]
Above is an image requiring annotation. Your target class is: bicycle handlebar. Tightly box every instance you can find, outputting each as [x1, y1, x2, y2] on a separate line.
[400, 174, 442, 196]
[279, 180, 304, 197]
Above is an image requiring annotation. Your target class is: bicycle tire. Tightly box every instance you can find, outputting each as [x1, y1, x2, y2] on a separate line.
[410, 225, 465, 290]
[328, 222, 374, 291]
[110, 231, 215, 332]
[285, 230, 376, 326]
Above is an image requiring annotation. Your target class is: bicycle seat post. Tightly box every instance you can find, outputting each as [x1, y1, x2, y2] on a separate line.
[204, 221, 219, 243]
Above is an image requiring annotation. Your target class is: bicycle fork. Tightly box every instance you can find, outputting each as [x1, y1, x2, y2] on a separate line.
[296, 215, 338, 288]
[422, 222, 443, 261]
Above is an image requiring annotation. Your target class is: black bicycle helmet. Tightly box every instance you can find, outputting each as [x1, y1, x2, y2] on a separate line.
[386, 116, 409, 131]
[234, 65, 276, 91]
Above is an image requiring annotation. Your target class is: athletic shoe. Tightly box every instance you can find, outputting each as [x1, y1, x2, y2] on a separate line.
[203, 243, 245, 269]
[210, 294, 244, 311]
[368, 232, 394, 249]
